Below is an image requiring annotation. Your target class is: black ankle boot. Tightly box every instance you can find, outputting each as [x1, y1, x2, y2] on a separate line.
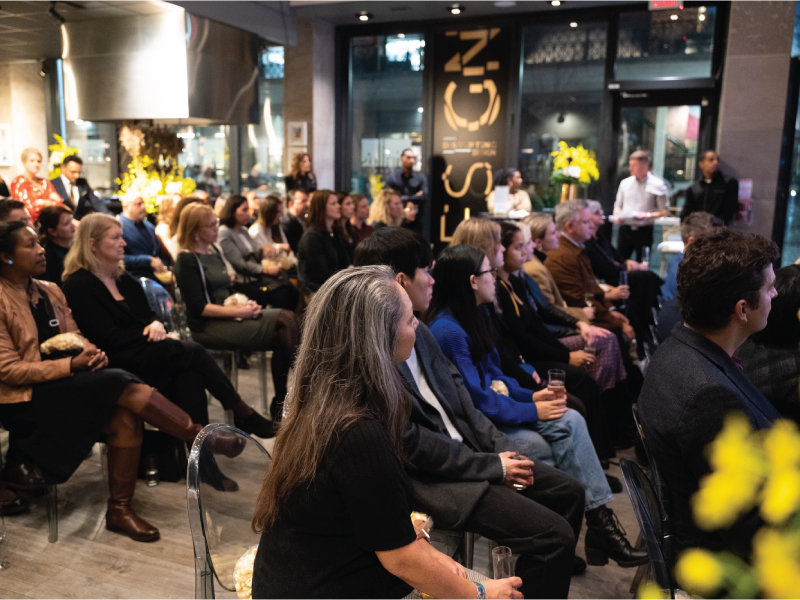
[234, 411, 276, 439]
[584, 506, 648, 568]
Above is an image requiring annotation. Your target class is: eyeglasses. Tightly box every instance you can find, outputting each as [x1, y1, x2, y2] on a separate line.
[204, 220, 220, 229]
[475, 267, 498, 277]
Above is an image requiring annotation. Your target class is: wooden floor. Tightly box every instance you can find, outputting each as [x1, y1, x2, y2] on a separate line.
[0, 356, 643, 599]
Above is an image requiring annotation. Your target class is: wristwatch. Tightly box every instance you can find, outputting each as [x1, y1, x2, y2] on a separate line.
[475, 582, 486, 599]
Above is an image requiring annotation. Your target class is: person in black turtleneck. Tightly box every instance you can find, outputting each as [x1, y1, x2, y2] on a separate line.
[680, 150, 739, 225]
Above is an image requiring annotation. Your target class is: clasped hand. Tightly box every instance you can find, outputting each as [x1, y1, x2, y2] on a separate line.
[70, 341, 108, 372]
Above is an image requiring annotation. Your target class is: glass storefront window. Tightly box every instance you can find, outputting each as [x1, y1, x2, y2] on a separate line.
[518, 22, 607, 208]
[350, 33, 424, 197]
[65, 120, 116, 195]
[175, 125, 230, 199]
[241, 46, 285, 196]
[779, 3, 800, 265]
[616, 6, 716, 81]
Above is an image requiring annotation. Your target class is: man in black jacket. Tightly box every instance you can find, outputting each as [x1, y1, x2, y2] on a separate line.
[51, 155, 110, 219]
[355, 227, 646, 598]
[680, 150, 739, 224]
[279, 188, 308, 253]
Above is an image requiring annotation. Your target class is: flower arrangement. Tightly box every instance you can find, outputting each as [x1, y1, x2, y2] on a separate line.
[47, 134, 80, 179]
[550, 141, 600, 187]
[116, 124, 195, 214]
[639, 413, 800, 599]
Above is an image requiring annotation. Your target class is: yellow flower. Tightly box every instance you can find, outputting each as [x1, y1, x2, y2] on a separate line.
[637, 581, 667, 599]
[761, 468, 800, 524]
[692, 469, 761, 530]
[550, 141, 599, 185]
[707, 413, 764, 475]
[753, 529, 800, 598]
[763, 420, 800, 471]
[675, 548, 723, 596]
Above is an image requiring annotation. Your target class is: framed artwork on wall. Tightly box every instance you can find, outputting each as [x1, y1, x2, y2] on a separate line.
[287, 122, 307, 147]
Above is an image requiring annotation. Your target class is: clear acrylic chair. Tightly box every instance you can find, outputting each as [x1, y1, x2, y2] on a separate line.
[187, 424, 271, 599]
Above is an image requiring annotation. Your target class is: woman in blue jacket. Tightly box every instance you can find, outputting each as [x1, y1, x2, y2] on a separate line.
[425, 244, 646, 569]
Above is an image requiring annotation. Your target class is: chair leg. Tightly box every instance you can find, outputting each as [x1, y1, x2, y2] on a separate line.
[630, 562, 648, 595]
[257, 352, 269, 415]
[47, 484, 58, 543]
[224, 410, 235, 426]
[229, 352, 238, 390]
[464, 531, 475, 570]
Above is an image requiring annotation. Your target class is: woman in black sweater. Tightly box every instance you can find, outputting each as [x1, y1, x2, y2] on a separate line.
[251, 266, 520, 599]
[37, 204, 74, 287]
[296, 189, 350, 295]
[61, 213, 274, 439]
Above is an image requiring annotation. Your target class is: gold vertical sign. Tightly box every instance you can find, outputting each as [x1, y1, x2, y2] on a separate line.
[433, 27, 509, 243]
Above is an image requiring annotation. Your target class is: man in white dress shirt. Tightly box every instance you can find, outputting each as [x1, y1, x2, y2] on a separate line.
[50, 155, 110, 219]
[613, 150, 669, 261]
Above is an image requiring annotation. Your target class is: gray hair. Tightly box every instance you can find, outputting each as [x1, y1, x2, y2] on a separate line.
[681, 211, 723, 245]
[554, 199, 588, 231]
[586, 200, 603, 214]
[630, 149, 652, 165]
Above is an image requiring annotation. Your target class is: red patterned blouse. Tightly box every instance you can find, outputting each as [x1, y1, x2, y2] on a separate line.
[9, 175, 63, 222]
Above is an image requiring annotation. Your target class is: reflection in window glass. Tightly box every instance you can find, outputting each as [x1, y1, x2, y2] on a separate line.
[350, 34, 424, 197]
[780, 3, 800, 265]
[65, 120, 115, 195]
[175, 126, 230, 200]
[616, 6, 716, 81]
[241, 46, 285, 195]
[518, 23, 606, 208]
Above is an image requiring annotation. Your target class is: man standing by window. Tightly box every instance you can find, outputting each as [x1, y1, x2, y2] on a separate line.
[680, 150, 739, 225]
[385, 148, 428, 233]
[51, 155, 110, 219]
[613, 150, 669, 261]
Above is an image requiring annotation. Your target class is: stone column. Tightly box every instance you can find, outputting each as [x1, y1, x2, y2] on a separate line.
[715, 1, 795, 238]
[0, 63, 48, 185]
[284, 17, 335, 190]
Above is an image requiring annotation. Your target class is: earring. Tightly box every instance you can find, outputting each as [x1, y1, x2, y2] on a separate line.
[7, 260, 12, 265]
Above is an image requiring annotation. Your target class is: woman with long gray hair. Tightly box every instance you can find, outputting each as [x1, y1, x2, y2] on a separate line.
[251, 266, 520, 599]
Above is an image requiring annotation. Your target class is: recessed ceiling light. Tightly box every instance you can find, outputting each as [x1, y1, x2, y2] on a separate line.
[356, 11, 372, 21]
[551, 0, 561, 6]
[569, 22, 578, 28]
[418, 107, 424, 113]
[449, 4, 464, 15]
[670, 14, 678, 20]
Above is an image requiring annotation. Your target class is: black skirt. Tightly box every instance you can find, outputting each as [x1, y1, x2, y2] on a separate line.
[0, 368, 143, 484]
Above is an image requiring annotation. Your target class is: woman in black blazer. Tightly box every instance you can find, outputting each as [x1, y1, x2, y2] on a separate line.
[61, 214, 274, 439]
[297, 190, 350, 295]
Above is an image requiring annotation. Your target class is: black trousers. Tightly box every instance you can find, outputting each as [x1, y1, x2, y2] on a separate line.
[233, 281, 299, 312]
[618, 225, 654, 262]
[462, 463, 584, 599]
[529, 360, 614, 461]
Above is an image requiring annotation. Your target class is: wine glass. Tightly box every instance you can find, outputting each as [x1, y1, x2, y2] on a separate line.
[492, 546, 513, 580]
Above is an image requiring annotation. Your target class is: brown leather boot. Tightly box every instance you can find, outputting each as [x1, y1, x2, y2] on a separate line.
[105, 445, 159, 542]
[136, 390, 203, 443]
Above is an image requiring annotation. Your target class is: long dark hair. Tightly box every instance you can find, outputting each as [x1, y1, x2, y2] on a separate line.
[253, 266, 410, 532]
[37, 204, 73, 246]
[424, 244, 496, 361]
[219, 195, 248, 228]
[256, 194, 283, 242]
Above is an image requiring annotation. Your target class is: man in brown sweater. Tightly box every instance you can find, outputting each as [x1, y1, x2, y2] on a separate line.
[545, 200, 636, 345]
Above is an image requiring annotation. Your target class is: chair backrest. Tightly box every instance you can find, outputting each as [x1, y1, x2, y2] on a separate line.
[620, 457, 676, 598]
[187, 424, 271, 599]
[138, 277, 175, 327]
[631, 404, 673, 536]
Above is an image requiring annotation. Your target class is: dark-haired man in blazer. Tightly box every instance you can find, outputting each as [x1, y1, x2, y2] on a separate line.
[51, 155, 110, 219]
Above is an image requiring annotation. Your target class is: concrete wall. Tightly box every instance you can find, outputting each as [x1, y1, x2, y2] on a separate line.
[283, 16, 335, 190]
[0, 63, 48, 186]
[716, 1, 796, 239]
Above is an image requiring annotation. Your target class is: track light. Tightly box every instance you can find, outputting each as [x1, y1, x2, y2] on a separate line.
[449, 4, 465, 15]
[356, 11, 372, 21]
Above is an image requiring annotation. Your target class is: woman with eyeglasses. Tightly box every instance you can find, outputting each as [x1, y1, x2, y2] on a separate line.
[425, 244, 647, 569]
[173, 203, 299, 423]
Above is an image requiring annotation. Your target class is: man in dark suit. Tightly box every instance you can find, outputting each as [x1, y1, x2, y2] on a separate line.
[280, 188, 308, 254]
[355, 228, 646, 598]
[680, 150, 739, 225]
[50, 155, 110, 219]
[639, 230, 781, 555]
[120, 194, 169, 280]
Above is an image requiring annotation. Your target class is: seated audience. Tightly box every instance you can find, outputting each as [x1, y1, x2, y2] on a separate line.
[335, 190, 356, 262]
[350, 193, 374, 244]
[51, 155, 110, 219]
[354, 227, 588, 596]
[217, 195, 298, 311]
[280, 188, 308, 254]
[165, 196, 202, 258]
[61, 213, 274, 439]
[639, 230, 780, 555]
[173, 204, 298, 422]
[368, 188, 404, 229]
[296, 189, 350, 295]
[426, 244, 646, 568]
[252, 266, 521, 599]
[661, 211, 722, 302]
[486, 168, 533, 213]
[524, 213, 593, 323]
[249, 194, 297, 271]
[739, 265, 800, 423]
[37, 204, 75, 286]
[120, 194, 170, 280]
[155, 195, 177, 259]
[0, 220, 214, 542]
[9, 148, 63, 222]
[0, 199, 32, 226]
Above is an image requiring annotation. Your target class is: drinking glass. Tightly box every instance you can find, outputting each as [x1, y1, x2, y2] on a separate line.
[584, 293, 594, 308]
[618, 271, 628, 310]
[642, 246, 650, 267]
[492, 546, 513, 580]
[547, 369, 566, 399]
[0, 515, 10, 570]
[584, 344, 596, 356]
[512, 440, 528, 491]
